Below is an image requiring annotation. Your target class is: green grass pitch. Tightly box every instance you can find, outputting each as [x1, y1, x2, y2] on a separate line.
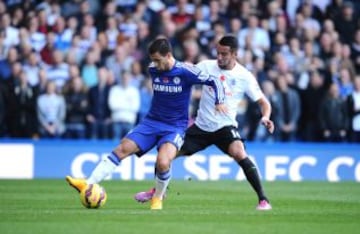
[1, 180, 359, 234]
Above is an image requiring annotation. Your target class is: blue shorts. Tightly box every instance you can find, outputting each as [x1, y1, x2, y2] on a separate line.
[125, 119, 185, 157]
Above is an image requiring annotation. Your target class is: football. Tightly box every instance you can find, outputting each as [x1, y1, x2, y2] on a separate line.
[80, 184, 107, 209]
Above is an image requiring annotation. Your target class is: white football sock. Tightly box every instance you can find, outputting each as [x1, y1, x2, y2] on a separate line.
[86, 155, 119, 184]
[153, 169, 171, 199]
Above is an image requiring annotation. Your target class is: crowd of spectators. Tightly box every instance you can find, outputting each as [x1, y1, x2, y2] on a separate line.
[0, 0, 359, 143]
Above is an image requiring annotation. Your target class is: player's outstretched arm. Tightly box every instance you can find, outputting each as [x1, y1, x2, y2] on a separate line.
[257, 97, 274, 134]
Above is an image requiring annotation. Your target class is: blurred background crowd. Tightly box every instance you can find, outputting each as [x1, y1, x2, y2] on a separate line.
[0, 0, 359, 143]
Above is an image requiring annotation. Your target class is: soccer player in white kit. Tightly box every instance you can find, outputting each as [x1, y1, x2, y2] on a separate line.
[135, 35, 274, 210]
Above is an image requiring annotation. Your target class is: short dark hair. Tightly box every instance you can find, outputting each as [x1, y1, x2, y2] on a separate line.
[148, 38, 172, 56]
[218, 35, 238, 51]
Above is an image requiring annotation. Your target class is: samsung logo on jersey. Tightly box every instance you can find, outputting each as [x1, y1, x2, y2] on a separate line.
[153, 84, 183, 93]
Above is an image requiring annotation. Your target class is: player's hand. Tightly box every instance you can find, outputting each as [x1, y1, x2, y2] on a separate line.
[261, 117, 274, 134]
[215, 103, 228, 114]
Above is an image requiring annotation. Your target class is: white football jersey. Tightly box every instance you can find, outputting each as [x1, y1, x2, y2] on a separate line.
[195, 60, 264, 132]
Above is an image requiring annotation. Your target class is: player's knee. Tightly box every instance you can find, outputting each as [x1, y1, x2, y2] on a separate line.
[230, 151, 247, 161]
[228, 141, 246, 161]
[156, 157, 171, 171]
[228, 144, 247, 161]
[113, 140, 135, 159]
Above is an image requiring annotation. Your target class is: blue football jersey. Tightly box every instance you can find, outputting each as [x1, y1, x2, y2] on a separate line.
[144, 61, 225, 129]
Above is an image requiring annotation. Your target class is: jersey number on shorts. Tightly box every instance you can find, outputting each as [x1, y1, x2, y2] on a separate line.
[231, 129, 240, 139]
[174, 134, 184, 148]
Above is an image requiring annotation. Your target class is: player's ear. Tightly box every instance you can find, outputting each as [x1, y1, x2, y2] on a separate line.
[231, 49, 237, 57]
[165, 52, 172, 59]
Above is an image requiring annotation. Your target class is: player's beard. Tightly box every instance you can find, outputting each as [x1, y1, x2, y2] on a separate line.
[218, 59, 235, 70]
[217, 60, 229, 69]
[218, 64, 226, 69]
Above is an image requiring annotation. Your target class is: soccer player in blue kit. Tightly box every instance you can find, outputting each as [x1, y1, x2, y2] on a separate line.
[135, 35, 274, 210]
[66, 37, 227, 210]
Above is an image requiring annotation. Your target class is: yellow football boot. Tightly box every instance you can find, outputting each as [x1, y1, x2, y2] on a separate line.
[65, 176, 87, 193]
[150, 197, 163, 210]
